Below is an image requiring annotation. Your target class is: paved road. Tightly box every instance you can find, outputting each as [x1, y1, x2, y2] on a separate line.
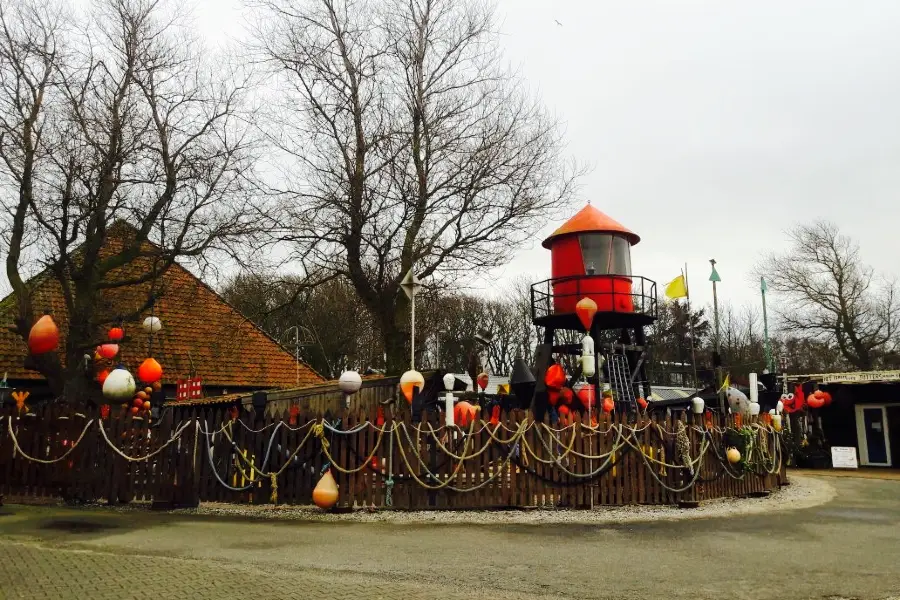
[1, 475, 898, 600]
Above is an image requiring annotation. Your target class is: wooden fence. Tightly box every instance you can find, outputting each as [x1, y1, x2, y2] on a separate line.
[0, 403, 786, 510]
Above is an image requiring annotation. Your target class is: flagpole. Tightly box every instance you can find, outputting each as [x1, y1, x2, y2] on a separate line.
[684, 264, 699, 390]
[761, 277, 774, 374]
[710, 259, 725, 416]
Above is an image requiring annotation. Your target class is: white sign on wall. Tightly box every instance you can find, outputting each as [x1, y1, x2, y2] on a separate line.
[831, 446, 859, 469]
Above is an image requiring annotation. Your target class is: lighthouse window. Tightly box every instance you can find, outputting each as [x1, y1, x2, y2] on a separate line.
[578, 234, 631, 275]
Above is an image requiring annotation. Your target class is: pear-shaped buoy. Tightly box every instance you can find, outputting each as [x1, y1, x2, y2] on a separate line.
[28, 315, 60, 354]
[575, 297, 598, 331]
[312, 469, 339, 509]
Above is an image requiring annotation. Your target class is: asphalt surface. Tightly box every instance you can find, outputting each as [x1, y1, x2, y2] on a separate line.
[1, 474, 898, 599]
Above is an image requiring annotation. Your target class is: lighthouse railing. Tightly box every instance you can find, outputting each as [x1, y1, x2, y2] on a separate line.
[530, 274, 658, 324]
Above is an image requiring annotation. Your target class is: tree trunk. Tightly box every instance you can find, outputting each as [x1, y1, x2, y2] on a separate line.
[380, 294, 411, 375]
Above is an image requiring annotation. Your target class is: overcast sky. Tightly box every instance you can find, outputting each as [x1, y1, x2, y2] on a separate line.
[143, 0, 900, 311]
[6, 0, 900, 318]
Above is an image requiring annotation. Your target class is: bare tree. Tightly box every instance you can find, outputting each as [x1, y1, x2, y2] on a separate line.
[250, 0, 580, 373]
[757, 221, 899, 370]
[0, 0, 262, 402]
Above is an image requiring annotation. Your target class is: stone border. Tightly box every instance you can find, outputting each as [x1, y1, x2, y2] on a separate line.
[146, 474, 835, 525]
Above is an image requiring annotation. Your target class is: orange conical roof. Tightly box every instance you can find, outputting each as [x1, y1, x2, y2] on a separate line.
[541, 204, 640, 248]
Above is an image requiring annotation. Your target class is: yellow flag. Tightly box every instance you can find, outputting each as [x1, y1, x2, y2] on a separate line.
[718, 373, 731, 393]
[664, 274, 688, 299]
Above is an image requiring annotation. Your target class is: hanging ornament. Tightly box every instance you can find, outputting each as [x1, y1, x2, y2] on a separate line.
[12, 391, 29, 414]
[289, 404, 300, 426]
[726, 447, 741, 464]
[807, 391, 825, 409]
[575, 297, 598, 331]
[547, 388, 560, 407]
[96, 369, 111, 385]
[133, 397, 145, 409]
[338, 371, 362, 395]
[454, 401, 477, 427]
[28, 315, 60, 355]
[489, 404, 501, 427]
[142, 316, 162, 333]
[476, 372, 489, 392]
[375, 406, 385, 427]
[98, 344, 119, 360]
[137, 357, 163, 383]
[637, 397, 648, 410]
[574, 383, 595, 409]
[601, 396, 614, 414]
[399, 370, 425, 404]
[103, 366, 136, 401]
[559, 387, 573, 406]
[313, 469, 339, 509]
[136, 390, 149, 401]
[580, 335, 596, 377]
[691, 396, 705, 414]
[821, 391, 833, 407]
[108, 326, 125, 342]
[544, 363, 566, 389]
[130, 406, 140, 415]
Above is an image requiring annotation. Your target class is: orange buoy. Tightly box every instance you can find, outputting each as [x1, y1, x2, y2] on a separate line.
[602, 396, 615, 413]
[98, 343, 119, 359]
[544, 364, 566, 389]
[137, 357, 163, 384]
[476, 372, 490, 391]
[575, 297, 598, 331]
[96, 369, 111, 385]
[108, 327, 124, 342]
[313, 469, 339, 509]
[28, 315, 60, 354]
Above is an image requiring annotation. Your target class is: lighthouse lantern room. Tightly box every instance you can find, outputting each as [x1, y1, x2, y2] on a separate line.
[529, 204, 658, 418]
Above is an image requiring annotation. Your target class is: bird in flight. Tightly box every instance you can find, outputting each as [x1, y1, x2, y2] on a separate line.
[555, 19, 563, 26]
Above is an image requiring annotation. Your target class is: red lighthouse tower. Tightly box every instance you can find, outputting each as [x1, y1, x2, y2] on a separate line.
[530, 204, 658, 416]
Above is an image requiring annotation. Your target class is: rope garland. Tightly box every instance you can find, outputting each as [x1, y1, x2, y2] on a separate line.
[98, 420, 193, 462]
[6, 416, 94, 464]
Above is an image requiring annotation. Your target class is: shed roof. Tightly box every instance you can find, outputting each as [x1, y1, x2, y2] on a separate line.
[542, 204, 640, 248]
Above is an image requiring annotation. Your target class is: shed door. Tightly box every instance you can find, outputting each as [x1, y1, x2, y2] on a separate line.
[856, 406, 891, 466]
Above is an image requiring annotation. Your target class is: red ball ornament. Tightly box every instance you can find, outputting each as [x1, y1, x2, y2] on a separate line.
[98, 344, 119, 359]
[142, 400, 151, 411]
[602, 396, 615, 414]
[96, 369, 111, 385]
[544, 364, 566, 389]
[559, 387, 574, 406]
[28, 315, 60, 355]
[130, 406, 139, 415]
[137, 357, 163, 384]
[476, 372, 489, 391]
[547, 388, 560, 407]
[133, 397, 144, 408]
[575, 384, 595, 409]
[108, 327, 124, 342]
[807, 391, 825, 409]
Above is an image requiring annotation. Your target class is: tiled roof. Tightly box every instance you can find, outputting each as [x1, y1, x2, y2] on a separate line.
[0, 224, 323, 390]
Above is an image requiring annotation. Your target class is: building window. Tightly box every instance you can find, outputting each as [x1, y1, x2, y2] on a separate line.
[579, 234, 632, 275]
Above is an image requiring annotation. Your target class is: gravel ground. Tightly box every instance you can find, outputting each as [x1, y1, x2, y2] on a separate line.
[75, 472, 832, 524]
